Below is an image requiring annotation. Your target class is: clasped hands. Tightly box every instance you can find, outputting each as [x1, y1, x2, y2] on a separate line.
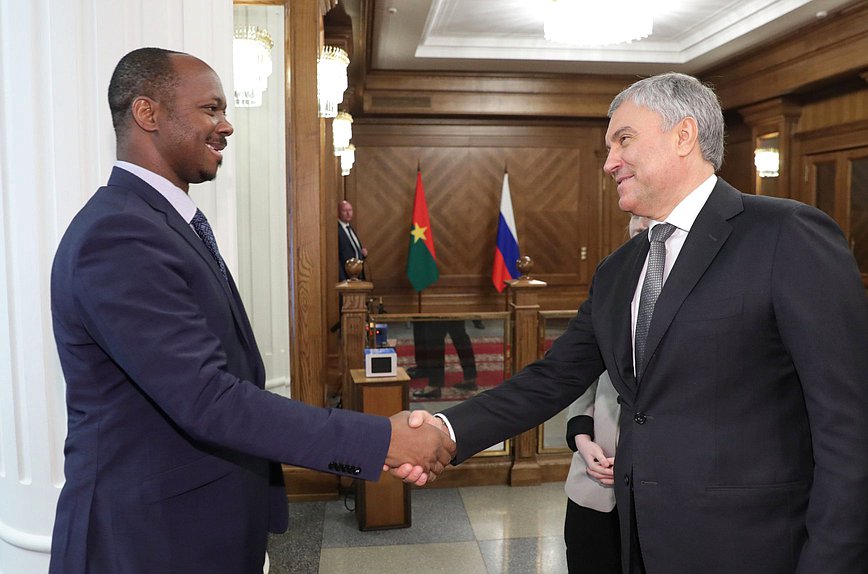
[384, 410, 453, 486]
[576, 434, 615, 486]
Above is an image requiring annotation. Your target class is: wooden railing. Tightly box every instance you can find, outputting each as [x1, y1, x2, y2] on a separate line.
[335, 269, 577, 488]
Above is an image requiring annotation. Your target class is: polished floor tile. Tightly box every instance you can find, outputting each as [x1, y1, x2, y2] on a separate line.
[479, 536, 568, 574]
[322, 487, 475, 548]
[319, 541, 487, 574]
[459, 483, 567, 540]
[267, 483, 571, 574]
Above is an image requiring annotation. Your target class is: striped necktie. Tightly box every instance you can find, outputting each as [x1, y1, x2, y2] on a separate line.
[634, 222, 676, 375]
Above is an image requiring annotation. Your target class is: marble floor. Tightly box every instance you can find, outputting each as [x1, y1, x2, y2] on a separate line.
[266, 482, 569, 574]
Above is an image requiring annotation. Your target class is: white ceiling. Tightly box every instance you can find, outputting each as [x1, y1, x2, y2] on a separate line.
[370, 0, 855, 75]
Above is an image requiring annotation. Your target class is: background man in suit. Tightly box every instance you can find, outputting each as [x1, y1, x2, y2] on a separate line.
[49, 47, 453, 574]
[338, 199, 366, 280]
[401, 72, 868, 573]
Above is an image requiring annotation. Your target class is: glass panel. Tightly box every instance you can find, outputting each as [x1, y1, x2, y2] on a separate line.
[815, 160, 837, 220]
[540, 314, 576, 452]
[849, 155, 868, 275]
[372, 313, 510, 455]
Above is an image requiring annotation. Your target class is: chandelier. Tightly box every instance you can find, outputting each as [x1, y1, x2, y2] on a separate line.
[332, 111, 353, 155]
[233, 25, 274, 107]
[317, 46, 349, 118]
[543, 0, 653, 46]
[339, 144, 356, 176]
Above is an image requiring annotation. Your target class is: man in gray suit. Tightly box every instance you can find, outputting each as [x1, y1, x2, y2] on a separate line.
[400, 73, 868, 573]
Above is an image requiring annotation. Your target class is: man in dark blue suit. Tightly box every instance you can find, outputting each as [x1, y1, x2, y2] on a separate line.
[49, 47, 454, 574]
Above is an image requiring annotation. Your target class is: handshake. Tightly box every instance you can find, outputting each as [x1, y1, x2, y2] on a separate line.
[383, 410, 455, 486]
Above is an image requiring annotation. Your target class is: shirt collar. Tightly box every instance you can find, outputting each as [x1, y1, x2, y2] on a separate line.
[115, 161, 198, 224]
[648, 174, 717, 236]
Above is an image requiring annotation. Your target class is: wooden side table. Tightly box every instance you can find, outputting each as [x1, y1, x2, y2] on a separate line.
[350, 367, 412, 530]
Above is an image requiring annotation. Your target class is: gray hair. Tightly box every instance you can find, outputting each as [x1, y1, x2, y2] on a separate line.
[608, 72, 725, 171]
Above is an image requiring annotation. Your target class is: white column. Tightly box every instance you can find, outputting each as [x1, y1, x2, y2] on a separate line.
[0, 2, 233, 572]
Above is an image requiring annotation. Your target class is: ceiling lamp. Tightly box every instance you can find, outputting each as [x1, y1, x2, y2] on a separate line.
[339, 144, 356, 176]
[332, 111, 353, 155]
[543, 0, 653, 46]
[233, 25, 274, 107]
[754, 148, 780, 178]
[317, 46, 349, 118]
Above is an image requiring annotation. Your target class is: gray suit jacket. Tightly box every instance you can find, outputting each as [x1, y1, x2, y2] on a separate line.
[444, 179, 868, 573]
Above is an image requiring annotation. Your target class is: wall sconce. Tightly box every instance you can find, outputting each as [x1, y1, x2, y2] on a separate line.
[233, 25, 274, 107]
[339, 144, 356, 176]
[317, 46, 349, 118]
[754, 148, 780, 178]
[332, 111, 353, 155]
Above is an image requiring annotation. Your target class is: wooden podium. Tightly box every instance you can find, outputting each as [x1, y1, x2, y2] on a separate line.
[350, 367, 412, 530]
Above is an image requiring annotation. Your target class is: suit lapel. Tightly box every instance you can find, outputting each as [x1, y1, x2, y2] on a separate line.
[640, 180, 743, 381]
[109, 168, 257, 354]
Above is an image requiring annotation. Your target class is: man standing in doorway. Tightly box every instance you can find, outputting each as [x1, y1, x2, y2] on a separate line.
[338, 199, 367, 280]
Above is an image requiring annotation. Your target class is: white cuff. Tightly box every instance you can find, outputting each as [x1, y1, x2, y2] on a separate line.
[434, 413, 457, 443]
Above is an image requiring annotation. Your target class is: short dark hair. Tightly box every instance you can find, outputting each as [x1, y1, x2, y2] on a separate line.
[108, 47, 182, 137]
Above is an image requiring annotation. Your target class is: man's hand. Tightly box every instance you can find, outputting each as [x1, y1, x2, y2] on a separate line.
[576, 434, 615, 485]
[384, 411, 455, 486]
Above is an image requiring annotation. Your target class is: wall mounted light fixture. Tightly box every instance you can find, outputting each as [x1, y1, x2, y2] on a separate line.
[233, 25, 274, 107]
[317, 46, 349, 118]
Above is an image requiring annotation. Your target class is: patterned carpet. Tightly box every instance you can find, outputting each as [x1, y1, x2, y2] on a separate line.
[394, 336, 507, 402]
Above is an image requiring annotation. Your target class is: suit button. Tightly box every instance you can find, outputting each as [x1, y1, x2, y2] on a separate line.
[624, 474, 630, 486]
[634, 412, 647, 424]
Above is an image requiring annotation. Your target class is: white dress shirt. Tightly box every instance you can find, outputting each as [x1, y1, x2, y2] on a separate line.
[630, 175, 717, 371]
[115, 161, 198, 225]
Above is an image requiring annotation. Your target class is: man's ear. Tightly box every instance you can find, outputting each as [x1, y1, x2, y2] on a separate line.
[675, 116, 699, 158]
[130, 96, 159, 133]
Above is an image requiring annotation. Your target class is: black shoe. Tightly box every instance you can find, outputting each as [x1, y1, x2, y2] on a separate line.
[454, 379, 478, 391]
[412, 386, 442, 399]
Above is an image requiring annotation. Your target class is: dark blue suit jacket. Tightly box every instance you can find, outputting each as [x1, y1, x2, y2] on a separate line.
[49, 167, 390, 573]
[444, 179, 868, 573]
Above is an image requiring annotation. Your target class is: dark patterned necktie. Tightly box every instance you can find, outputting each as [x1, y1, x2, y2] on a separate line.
[635, 222, 676, 375]
[190, 209, 228, 281]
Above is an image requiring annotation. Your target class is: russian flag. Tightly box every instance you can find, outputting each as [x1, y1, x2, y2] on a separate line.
[492, 172, 520, 292]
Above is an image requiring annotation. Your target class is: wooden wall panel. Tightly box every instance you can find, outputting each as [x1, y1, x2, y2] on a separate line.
[342, 120, 605, 312]
[797, 89, 868, 135]
[701, 0, 868, 111]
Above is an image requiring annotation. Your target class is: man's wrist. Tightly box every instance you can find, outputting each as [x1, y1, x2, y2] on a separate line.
[433, 413, 456, 442]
